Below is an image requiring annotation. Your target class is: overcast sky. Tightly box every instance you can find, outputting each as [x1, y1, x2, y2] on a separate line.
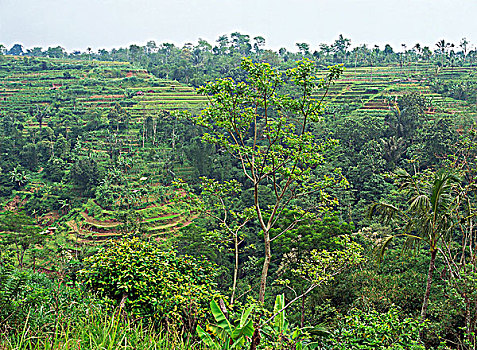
[1, 0, 476, 53]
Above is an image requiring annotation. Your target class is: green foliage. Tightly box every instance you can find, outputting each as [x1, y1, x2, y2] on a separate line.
[273, 213, 355, 258]
[1, 308, 205, 350]
[0, 267, 205, 350]
[43, 157, 67, 182]
[331, 248, 427, 315]
[196, 299, 254, 350]
[9, 167, 30, 189]
[0, 266, 106, 337]
[197, 294, 328, 350]
[261, 294, 325, 350]
[0, 38, 476, 349]
[325, 307, 425, 349]
[430, 78, 477, 103]
[369, 168, 463, 317]
[80, 238, 220, 330]
[69, 156, 103, 196]
[292, 236, 365, 288]
[0, 265, 29, 325]
[183, 56, 346, 303]
[0, 211, 45, 268]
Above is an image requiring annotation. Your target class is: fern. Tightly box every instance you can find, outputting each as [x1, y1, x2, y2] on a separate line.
[0, 266, 28, 324]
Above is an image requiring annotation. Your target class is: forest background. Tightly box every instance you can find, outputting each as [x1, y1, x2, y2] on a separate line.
[0, 34, 477, 349]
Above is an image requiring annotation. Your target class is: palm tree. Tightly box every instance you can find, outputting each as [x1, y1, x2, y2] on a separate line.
[30, 105, 49, 129]
[58, 199, 70, 214]
[459, 37, 469, 63]
[436, 39, 455, 67]
[370, 168, 461, 321]
[413, 43, 422, 74]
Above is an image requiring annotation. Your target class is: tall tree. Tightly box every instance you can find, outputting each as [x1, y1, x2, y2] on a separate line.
[370, 168, 462, 322]
[215, 34, 230, 55]
[230, 32, 252, 55]
[182, 57, 344, 305]
[436, 39, 454, 67]
[332, 34, 351, 62]
[253, 36, 266, 54]
[296, 42, 310, 56]
[8, 44, 24, 56]
[0, 211, 44, 268]
[145, 40, 157, 55]
[459, 37, 469, 62]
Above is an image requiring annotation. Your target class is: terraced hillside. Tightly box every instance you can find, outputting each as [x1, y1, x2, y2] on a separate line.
[2, 56, 475, 136]
[0, 57, 205, 112]
[317, 63, 477, 120]
[66, 197, 195, 244]
[0, 56, 207, 243]
[1, 56, 476, 244]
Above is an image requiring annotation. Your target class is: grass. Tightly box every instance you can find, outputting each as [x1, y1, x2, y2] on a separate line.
[143, 214, 180, 223]
[0, 310, 204, 350]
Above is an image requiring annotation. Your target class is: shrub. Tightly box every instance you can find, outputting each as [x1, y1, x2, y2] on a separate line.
[69, 157, 103, 196]
[80, 238, 220, 331]
[324, 306, 425, 349]
[0, 266, 103, 336]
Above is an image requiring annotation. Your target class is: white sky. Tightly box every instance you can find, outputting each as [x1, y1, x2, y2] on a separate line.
[1, 0, 476, 53]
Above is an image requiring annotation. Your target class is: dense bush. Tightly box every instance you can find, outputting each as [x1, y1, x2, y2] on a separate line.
[80, 238, 220, 331]
[0, 266, 104, 336]
[0, 266, 202, 349]
[324, 306, 425, 349]
[69, 156, 104, 196]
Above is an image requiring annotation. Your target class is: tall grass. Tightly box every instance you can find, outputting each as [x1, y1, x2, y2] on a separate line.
[1, 310, 204, 350]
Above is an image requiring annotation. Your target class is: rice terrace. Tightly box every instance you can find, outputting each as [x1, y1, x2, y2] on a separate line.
[1, 1, 477, 348]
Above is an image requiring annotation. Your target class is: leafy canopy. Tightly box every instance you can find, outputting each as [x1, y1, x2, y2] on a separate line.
[80, 238, 220, 329]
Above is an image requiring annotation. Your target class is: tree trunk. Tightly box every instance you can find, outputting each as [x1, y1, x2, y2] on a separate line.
[251, 230, 271, 350]
[464, 295, 472, 342]
[153, 119, 157, 146]
[230, 235, 239, 306]
[249, 326, 261, 350]
[258, 231, 271, 303]
[142, 122, 145, 148]
[301, 293, 306, 328]
[420, 249, 437, 322]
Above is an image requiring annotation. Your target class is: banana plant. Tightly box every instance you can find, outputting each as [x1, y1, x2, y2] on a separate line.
[196, 299, 254, 350]
[262, 294, 328, 350]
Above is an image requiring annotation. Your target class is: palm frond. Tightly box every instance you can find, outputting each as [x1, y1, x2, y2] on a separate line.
[373, 234, 395, 262]
[402, 234, 422, 254]
[368, 202, 400, 225]
[394, 168, 419, 194]
[409, 194, 431, 213]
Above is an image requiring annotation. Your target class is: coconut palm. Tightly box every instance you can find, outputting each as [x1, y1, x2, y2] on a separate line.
[436, 39, 455, 67]
[412, 43, 422, 74]
[369, 168, 461, 321]
[58, 198, 70, 214]
[459, 37, 469, 62]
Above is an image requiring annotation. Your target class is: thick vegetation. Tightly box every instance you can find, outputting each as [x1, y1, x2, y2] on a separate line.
[0, 35, 476, 349]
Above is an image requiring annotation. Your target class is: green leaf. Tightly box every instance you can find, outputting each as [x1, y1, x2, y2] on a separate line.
[197, 325, 220, 350]
[273, 294, 285, 331]
[230, 319, 254, 348]
[239, 304, 254, 327]
[210, 300, 232, 335]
